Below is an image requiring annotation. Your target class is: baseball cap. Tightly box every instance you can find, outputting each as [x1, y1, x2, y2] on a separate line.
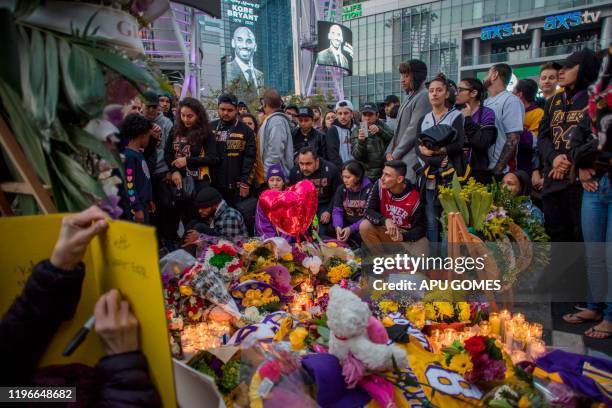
[558, 49, 593, 69]
[218, 93, 238, 106]
[361, 102, 378, 114]
[297, 106, 314, 118]
[384, 95, 400, 104]
[335, 99, 354, 111]
[142, 91, 160, 106]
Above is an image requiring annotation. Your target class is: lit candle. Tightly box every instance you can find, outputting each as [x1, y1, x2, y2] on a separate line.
[431, 329, 442, 343]
[489, 313, 501, 337]
[479, 321, 491, 337]
[513, 313, 525, 325]
[499, 310, 511, 339]
[530, 323, 543, 339]
[510, 349, 528, 364]
[504, 322, 514, 348]
[443, 328, 457, 346]
[527, 339, 546, 360]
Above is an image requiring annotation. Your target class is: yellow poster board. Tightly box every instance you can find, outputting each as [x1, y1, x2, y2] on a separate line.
[0, 215, 176, 408]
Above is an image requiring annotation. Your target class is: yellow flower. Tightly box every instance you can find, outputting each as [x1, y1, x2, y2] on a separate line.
[425, 303, 437, 320]
[179, 285, 193, 296]
[434, 302, 454, 319]
[240, 272, 271, 283]
[327, 242, 338, 247]
[328, 263, 352, 283]
[282, 252, 293, 261]
[518, 395, 531, 408]
[457, 302, 471, 322]
[448, 353, 473, 375]
[378, 300, 399, 314]
[382, 316, 395, 327]
[242, 288, 280, 307]
[273, 317, 294, 341]
[289, 327, 309, 350]
[243, 240, 259, 253]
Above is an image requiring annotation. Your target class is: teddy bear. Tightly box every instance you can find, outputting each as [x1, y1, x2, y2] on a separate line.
[327, 285, 409, 374]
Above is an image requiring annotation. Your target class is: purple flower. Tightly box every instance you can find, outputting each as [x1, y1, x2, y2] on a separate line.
[100, 194, 123, 219]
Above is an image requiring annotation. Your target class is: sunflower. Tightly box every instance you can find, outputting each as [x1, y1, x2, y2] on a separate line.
[448, 353, 473, 375]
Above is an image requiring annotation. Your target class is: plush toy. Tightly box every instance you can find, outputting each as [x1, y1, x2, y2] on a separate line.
[327, 286, 408, 374]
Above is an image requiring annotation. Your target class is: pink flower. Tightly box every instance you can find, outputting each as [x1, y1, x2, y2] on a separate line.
[259, 360, 281, 382]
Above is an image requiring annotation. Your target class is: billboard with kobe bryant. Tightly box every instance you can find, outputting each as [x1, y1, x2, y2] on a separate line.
[223, 0, 263, 91]
[316, 21, 353, 74]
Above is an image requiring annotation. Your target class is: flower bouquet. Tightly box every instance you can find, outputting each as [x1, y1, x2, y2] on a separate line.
[442, 335, 509, 385]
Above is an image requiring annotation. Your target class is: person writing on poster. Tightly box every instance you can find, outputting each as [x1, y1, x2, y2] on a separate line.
[316, 24, 350, 70]
[0, 206, 160, 405]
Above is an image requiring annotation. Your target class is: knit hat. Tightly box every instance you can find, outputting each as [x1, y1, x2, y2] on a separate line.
[194, 187, 223, 209]
[266, 163, 286, 182]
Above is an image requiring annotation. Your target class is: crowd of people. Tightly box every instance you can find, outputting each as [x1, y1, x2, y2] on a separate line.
[115, 47, 610, 340]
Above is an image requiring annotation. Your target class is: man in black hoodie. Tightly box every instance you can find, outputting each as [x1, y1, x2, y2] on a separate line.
[289, 146, 342, 234]
[538, 49, 600, 242]
[292, 106, 326, 161]
[211, 93, 257, 207]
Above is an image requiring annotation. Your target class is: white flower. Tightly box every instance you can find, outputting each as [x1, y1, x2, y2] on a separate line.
[302, 256, 322, 274]
[243, 306, 262, 323]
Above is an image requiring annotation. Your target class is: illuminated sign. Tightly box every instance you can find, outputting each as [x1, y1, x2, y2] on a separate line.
[480, 22, 529, 41]
[544, 9, 601, 31]
[342, 4, 362, 21]
[225, 0, 260, 26]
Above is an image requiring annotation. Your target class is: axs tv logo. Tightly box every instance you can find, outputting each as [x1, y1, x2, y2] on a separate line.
[544, 10, 601, 31]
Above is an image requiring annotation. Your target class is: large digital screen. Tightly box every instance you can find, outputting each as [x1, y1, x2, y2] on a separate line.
[224, 0, 264, 91]
[316, 21, 353, 74]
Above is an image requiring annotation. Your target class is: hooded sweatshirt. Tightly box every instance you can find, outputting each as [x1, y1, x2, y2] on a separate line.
[259, 111, 294, 177]
[385, 59, 432, 183]
[326, 119, 357, 168]
[332, 177, 372, 235]
[350, 119, 394, 179]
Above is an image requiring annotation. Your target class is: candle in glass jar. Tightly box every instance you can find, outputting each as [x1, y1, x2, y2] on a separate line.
[530, 323, 543, 339]
[489, 313, 501, 336]
[431, 329, 442, 343]
[511, 349, 528, 364]
[513, 313, 525, 325]
[499, 310, 511, 338]
[479, 321, 491, 337]
[504, 322, 514, 348]
[443, 328, 456, 346]
[527, 339, 546, 360]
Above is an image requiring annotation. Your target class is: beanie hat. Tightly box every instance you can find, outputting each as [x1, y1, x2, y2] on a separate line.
[408, 59, 428, 91]
[266, 163, 286, 182]
[194, 187, 222, 209]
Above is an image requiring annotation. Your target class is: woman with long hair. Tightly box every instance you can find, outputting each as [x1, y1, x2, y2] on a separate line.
[165, 97, 219, 190]
[164, 97, 220, 228]
[455, 77, 497, 184]
[255, 164, 292, 240]
[321, 111, 337, 132]
[416, 73, 467, 242]
[241, 113, 259, 134]
[332, 160, 372, 247]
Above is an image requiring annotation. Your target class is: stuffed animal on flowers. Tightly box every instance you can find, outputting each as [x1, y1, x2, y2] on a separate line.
[327, 286, 408, 375]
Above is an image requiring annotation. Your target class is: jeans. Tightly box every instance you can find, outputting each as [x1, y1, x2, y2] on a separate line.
[582, 175, 612, 322]
[425, 188, 441, 243]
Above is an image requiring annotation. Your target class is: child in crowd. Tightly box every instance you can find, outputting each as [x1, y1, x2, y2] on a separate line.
[121, 114, 154, 224]
[255, 164, 292, 241]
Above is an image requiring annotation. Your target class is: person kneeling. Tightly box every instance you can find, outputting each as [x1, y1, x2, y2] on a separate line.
[360, 160, 427, 254]
[183, 187, 248, 246]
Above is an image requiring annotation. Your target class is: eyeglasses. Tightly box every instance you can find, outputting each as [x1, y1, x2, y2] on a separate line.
[457, 87, 472, 93]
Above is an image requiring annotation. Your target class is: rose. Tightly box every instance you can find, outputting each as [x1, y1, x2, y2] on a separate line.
[464, 335, 487, 356]
[259, 360, 281, 382]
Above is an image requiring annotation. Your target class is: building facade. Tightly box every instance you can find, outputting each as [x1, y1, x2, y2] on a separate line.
[199, 15, 224, 96]
[343, 0, 612, 107]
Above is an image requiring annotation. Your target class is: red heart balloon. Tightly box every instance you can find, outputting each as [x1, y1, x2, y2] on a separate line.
[259, 180, 318, 238]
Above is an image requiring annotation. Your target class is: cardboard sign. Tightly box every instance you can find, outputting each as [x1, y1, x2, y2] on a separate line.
[0, 216, 176, 407]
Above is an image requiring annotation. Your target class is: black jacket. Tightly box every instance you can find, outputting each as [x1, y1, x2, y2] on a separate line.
[289, 159, 341, 214]
[210, 119, 257, 189]
[164, 127, 220, 183]
[463, 107, 497, 173]
[292, 127, 326, 161]
[538, 89, 589, 194]
[365, 180, 426, 242]
[0, 260, 161, 405]
[570, 114, 612, 178]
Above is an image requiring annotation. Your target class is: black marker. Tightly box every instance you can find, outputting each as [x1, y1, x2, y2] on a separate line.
[63, 316, 96, 356]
